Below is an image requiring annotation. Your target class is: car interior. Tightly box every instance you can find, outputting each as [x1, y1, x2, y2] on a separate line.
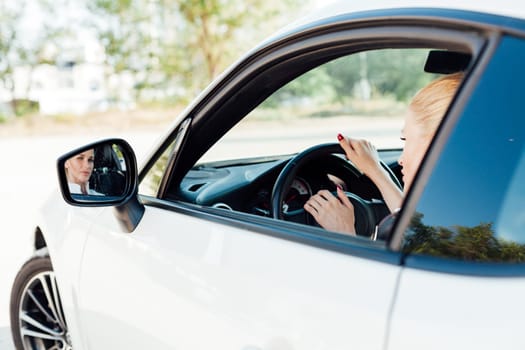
[90, 144, 127, 196]
[150, 46, 471, 240]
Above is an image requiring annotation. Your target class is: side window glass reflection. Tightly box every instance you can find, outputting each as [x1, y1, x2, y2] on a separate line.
[402, 146, 525, 263]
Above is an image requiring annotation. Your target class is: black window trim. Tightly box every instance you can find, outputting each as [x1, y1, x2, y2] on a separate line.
[139, 20, 494, 264]
[166, 26, 485, 195]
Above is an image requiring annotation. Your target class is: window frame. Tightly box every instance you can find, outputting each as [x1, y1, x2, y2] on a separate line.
[139, 16, 493, 261]
[170, 27, 483, 191]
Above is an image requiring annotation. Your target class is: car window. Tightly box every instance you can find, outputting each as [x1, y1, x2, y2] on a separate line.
[403, 143, 525, 262]
[197, 48, 438, 164]
[401, 35, 525, 263]
[174, 46, 466, 230]
[166, 44, 472, 242]
[140, 143, 174, 197]
[140, 118, 192, 197]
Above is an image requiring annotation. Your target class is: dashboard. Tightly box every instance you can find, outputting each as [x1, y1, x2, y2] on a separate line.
[173, 149, 403, 220]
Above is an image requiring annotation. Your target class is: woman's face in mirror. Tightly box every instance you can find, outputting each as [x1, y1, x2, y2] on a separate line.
[65, 149, 95, 185]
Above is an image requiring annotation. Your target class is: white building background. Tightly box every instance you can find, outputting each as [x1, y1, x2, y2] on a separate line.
[2, 37, 135, 117]
[21, 62, 107, 115]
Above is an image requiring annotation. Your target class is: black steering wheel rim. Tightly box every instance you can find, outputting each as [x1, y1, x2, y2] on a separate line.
[271, 143, 401, 236]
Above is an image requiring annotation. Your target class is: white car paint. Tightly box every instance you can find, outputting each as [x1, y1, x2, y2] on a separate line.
[74, 205, 401, 349]
[389, 268, 525, 349]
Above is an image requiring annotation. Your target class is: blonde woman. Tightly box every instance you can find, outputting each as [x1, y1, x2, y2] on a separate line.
[65, 149, 102, 195]
[304, 73, 463, 235]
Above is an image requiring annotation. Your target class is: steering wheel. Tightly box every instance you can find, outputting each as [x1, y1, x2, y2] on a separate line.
[270, 143, 401, 237]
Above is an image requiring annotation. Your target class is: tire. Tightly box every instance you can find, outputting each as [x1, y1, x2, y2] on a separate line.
[10, 256, 72, 350]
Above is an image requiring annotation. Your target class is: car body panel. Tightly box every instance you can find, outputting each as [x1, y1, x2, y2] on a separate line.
[76, 204, 401, 349]
[36, 194, 103, 350]
[389, 267, 525, 349]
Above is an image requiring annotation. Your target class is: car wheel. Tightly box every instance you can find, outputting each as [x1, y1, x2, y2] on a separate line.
[10, 256, 72, 350]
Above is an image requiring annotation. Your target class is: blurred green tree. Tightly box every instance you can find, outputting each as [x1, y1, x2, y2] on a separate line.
[174, 0, 299, 87]
[259, 48, 438, 115]
[367, 49, 436, 101]
[87, 0, 302, 104]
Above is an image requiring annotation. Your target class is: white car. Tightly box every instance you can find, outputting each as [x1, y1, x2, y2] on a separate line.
[10, 2, 525, 349]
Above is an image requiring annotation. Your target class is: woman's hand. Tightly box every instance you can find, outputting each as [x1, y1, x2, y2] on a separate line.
[337, 133, 403, 212]
[304, 187, 356, 235]
[337, 134, 383, 179]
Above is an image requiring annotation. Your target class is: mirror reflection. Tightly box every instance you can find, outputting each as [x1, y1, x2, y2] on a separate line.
[65, 143, 127, 198]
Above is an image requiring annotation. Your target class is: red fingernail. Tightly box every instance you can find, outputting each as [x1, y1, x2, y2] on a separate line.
[337, 133, 344, 141]
[336, 184, 342, 191]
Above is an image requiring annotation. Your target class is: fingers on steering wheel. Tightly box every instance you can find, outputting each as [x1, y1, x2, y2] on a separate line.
[336, 187, 354, 209]
[317, 189, 335, 201]
[306, 193, 324, 210]
[306, 190, 331, 213]
[304, 199, 322, 222]
[338, 134, 352, 155]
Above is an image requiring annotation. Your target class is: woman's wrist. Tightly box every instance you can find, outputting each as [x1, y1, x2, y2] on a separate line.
[365, 162, 388, 183]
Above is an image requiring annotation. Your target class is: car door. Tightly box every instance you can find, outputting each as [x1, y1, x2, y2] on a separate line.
[74, 15, 488, 350]
[72, 29, 412, 350]
[387, 34, 525, 349]
[78, 204, 401, 349]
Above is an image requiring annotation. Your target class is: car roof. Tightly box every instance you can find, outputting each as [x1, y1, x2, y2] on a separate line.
[305, 0, 525, 23]
[263, 1, 525, 50]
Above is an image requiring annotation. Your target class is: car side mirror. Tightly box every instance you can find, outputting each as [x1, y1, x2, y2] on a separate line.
[57, 139, 144, 232]
[57, 139, 138, 206]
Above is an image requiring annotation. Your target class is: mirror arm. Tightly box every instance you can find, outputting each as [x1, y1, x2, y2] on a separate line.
[114, 192, 145, 233]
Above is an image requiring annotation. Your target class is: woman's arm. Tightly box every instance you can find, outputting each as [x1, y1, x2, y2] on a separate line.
[338, 135, 403, 212]
[366, 165, 403, 212]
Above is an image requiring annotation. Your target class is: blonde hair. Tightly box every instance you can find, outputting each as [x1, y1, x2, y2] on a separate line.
[409, 72, 464, 137]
